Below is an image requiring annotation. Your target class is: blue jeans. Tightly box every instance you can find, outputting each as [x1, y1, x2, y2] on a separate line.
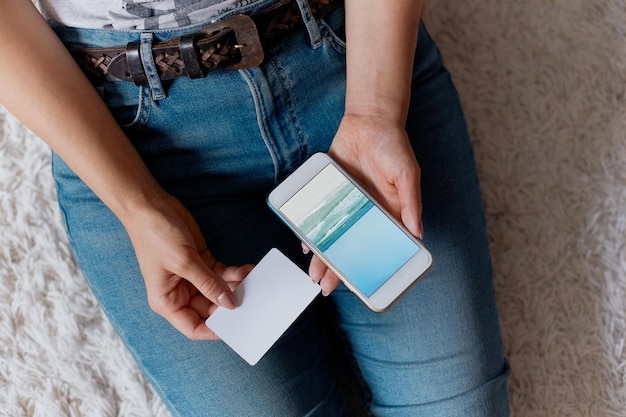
[52, 1, 510, 415]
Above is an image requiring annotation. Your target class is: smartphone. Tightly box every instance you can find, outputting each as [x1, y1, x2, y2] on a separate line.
[267, 152, 433, 312]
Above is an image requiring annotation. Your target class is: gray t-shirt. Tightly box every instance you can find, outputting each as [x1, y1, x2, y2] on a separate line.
[35, 0, 264, 30]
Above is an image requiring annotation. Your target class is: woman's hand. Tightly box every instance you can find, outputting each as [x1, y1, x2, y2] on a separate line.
[0, 2, 255, 338]
[308, 113, 423, 295]
[309, 0, 423, 296]
[124, 193, 253, 340]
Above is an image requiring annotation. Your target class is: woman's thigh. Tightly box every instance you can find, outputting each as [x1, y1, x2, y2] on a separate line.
[52, 150, 351, 417]
[51, 26, 353, 416]
[328, 24, 511, 417]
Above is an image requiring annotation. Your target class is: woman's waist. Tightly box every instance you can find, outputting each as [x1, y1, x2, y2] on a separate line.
[53, 0, 342, 85]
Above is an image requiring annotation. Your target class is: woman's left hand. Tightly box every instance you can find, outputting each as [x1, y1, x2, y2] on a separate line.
[307, 113, 423, 295]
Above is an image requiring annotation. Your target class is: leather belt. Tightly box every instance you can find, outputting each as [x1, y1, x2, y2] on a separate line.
[71, 0, 340, 85]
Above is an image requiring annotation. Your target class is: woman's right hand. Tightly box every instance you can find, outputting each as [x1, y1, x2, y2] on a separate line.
[0, 1, 254, 341]
[123, 193, 253, 340]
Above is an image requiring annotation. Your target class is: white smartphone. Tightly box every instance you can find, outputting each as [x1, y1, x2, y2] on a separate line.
[267, 152, 433, 312]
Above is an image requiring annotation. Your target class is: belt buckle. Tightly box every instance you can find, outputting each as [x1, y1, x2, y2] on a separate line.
[202, 14, 264, 70]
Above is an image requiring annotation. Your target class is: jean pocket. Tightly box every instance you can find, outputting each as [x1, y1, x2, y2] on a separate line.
[99, 81, 149, 130]
[320, 6, 346, 55]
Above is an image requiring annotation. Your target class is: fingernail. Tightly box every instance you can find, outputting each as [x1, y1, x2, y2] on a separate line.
[310, 272, 321, 284]
[217, 291, 236, 310]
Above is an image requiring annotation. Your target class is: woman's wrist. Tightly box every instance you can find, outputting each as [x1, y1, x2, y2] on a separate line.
[344, 96, 409, 127]
[96, 168, 170, 229]
[343, 0, 422, 127]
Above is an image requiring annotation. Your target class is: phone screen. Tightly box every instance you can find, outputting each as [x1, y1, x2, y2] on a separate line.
[279, 163, 421, 297]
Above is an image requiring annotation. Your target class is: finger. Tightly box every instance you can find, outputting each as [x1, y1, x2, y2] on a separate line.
[186, 267, 247, 317]
[145, 279, 220, 340]
[167, 305, 220, 340]
[396, 163, 423, 238]
[189, 290, 212, 314]
[175, 247, 237, 310]
[219, 263, 254, 287]
[308, 255, 327, 284]
[309, 256, 341, 295]
[301, 241, 311, 254]
[319, 269, 341, 296]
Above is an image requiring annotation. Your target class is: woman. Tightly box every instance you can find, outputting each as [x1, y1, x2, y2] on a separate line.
[0, 0, 510, 415]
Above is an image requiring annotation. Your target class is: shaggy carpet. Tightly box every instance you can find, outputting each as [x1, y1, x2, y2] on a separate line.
[1, 0, 625, 416]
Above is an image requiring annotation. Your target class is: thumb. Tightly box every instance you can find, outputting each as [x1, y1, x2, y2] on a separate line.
[179, 249, 237, 310]
[397, 166, 423, 239]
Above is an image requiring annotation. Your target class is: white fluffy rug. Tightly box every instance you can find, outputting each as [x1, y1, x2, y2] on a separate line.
[1, 0, 625, 416]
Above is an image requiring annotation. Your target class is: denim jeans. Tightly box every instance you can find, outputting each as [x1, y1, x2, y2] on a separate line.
[52, 1, 510, 415]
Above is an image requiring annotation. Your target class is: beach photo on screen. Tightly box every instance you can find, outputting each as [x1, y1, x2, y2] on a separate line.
[280, 164, 420, 296]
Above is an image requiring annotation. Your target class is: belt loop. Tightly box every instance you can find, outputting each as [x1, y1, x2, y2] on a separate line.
[139, 32, 167, 101]
[295, 0, 322, 48]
